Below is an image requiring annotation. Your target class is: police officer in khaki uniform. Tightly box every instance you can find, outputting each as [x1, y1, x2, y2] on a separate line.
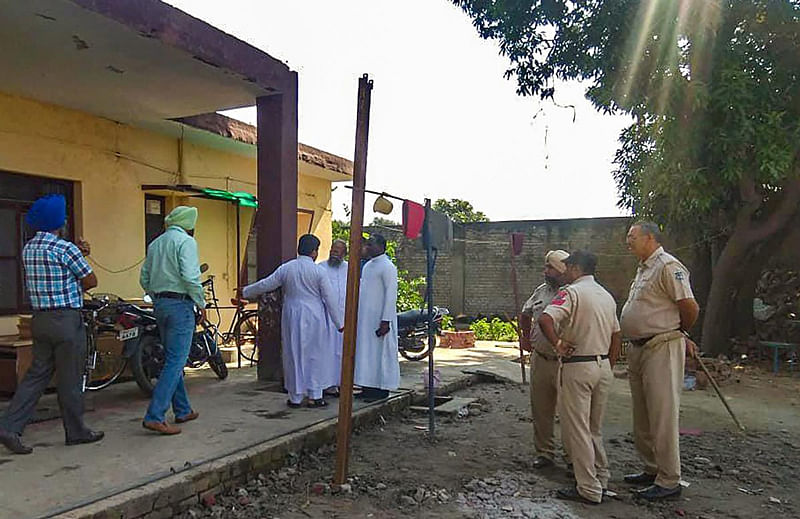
[519, 250, 569, 469]
[620, 222, 699, 501]
[539, 250, 622, 505]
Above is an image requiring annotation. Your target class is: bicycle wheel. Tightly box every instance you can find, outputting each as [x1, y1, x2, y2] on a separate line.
[81, 324, 96, 393]
[234, 312, 259, 363]
[86, 354, 128, 391]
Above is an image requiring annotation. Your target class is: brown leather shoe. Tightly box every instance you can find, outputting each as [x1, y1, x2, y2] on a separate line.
[142, 421, 181, 435]
[175, 411, 199, 424]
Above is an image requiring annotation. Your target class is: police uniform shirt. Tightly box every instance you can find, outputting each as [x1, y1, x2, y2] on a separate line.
[521, 282, 560, 356]
[620, 246, 694, 339]
[543, 275, 620, 356]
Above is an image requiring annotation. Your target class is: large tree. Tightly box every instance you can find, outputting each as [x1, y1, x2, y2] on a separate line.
[454, 0, 800, 354]
[433, 198, 490, 223]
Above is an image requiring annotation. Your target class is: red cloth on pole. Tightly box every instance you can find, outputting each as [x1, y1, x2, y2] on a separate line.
[511, 233, 524, 256]
[403, 200, 425, 239]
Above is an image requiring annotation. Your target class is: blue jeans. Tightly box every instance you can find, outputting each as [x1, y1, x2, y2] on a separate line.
[144, 298, 194, 423]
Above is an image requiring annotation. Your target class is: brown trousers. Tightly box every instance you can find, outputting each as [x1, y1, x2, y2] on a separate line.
[627, 333, 685, 489]
[530, 353, 560, 460]
[560, 358, 612, 503]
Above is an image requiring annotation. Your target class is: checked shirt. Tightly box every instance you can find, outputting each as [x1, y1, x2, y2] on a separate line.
[23, 232, 92, 310]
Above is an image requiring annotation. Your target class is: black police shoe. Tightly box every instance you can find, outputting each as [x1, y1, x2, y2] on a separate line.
[623, 472, 657, 485]
[556, 487, 600, 505]
[635, 484, 682, 501]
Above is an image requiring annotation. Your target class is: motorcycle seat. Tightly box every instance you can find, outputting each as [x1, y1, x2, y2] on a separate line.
[397, 309, 431, 328]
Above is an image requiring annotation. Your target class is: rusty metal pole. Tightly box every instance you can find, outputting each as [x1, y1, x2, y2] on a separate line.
[334, 74, 373, 485]
[509, 238, 526, 384]
[424, 198, 436, 439]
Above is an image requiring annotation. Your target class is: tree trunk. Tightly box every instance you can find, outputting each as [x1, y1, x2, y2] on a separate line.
[702, 234, 750, 356]
[702, 173, 800, 356]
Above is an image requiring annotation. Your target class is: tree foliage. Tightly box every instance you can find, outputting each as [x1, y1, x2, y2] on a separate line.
[332, 219, 350, 243]
[370, 217, 399, 227]
[454, 0, 800, 353]
[329, 220, 425, 311]
[454, 0, 800, 223]
[432, 198, 489, 223]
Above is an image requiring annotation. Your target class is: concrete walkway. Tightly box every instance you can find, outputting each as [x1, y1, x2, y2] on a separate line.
[0, 343, 519, 519]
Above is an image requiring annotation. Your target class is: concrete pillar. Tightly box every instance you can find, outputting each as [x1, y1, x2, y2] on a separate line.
[255, 72, 298, 382]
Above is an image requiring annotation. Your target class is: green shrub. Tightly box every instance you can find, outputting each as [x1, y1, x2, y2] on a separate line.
[440, 314, 454, 331]
[470, 318, 490, 339]
[332, 220, 425, 312]
[397, 270, 425, 312]
[469, 317, 518, 341]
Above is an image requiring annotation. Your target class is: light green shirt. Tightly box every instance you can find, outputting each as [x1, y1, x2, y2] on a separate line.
[140, 226, 205, 309]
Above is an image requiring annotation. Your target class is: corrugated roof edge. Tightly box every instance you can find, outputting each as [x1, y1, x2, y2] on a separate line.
[176, 112, 353, 177]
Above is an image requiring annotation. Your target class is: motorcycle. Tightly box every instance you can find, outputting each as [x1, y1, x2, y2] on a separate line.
[115, 299, 229, 396]
[397, 306, 449, 361]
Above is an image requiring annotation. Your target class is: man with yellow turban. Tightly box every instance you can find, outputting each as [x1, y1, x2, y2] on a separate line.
[140, 206, 205, 435]
[519, 250, 569, 470]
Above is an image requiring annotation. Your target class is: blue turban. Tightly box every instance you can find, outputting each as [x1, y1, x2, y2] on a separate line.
[25, 194, 67, 232]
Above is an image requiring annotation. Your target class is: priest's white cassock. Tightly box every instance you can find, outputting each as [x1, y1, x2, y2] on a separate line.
[354, 253, 400, 391]
[318, 259, 348, 389]
[242, 255, 343, 403]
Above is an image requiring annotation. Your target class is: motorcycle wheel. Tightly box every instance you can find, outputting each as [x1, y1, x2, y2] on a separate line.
[131, 334, 164, 396]
[399, 341, 432, 361]
[208, 352, 229, 380]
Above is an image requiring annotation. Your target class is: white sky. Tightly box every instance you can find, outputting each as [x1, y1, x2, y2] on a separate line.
[165, 0, 631, 224]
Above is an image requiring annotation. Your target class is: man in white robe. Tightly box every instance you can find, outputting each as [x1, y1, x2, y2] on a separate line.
[354, 234, 399, 402]
[241, 234, 343, 408]
[318, 239, 348, 396]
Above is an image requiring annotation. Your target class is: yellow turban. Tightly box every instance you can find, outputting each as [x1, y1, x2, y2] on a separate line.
[545, 249, 569, 273]
[165, 206, 198, 231]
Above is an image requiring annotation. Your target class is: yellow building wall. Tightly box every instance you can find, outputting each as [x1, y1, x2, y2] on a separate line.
[0, 92, 335, 335]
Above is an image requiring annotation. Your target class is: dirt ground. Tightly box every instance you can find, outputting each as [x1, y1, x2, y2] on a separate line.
[178, 366, 800, 519]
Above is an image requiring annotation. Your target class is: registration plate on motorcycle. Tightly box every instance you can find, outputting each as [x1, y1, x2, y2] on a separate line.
[117, 327, 140, 341]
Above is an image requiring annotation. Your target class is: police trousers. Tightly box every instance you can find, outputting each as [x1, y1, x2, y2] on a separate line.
[627, 331, 685, 489]
[560, 357, 612, 503]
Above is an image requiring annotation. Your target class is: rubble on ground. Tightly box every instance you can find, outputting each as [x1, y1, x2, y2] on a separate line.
[457, 471, 581, 519]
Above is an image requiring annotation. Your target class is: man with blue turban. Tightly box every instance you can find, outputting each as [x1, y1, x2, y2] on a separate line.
[0, 194, 103, 455]
[140, 205, 206, 435]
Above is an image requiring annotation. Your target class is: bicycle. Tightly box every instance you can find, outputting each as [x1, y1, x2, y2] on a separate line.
[201, 273, 259, 366]
[81, 296, 128, 391]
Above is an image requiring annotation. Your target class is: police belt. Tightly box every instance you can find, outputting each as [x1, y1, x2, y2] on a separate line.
[629, 329, 681, 347]
[561, 354, 609, 364]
